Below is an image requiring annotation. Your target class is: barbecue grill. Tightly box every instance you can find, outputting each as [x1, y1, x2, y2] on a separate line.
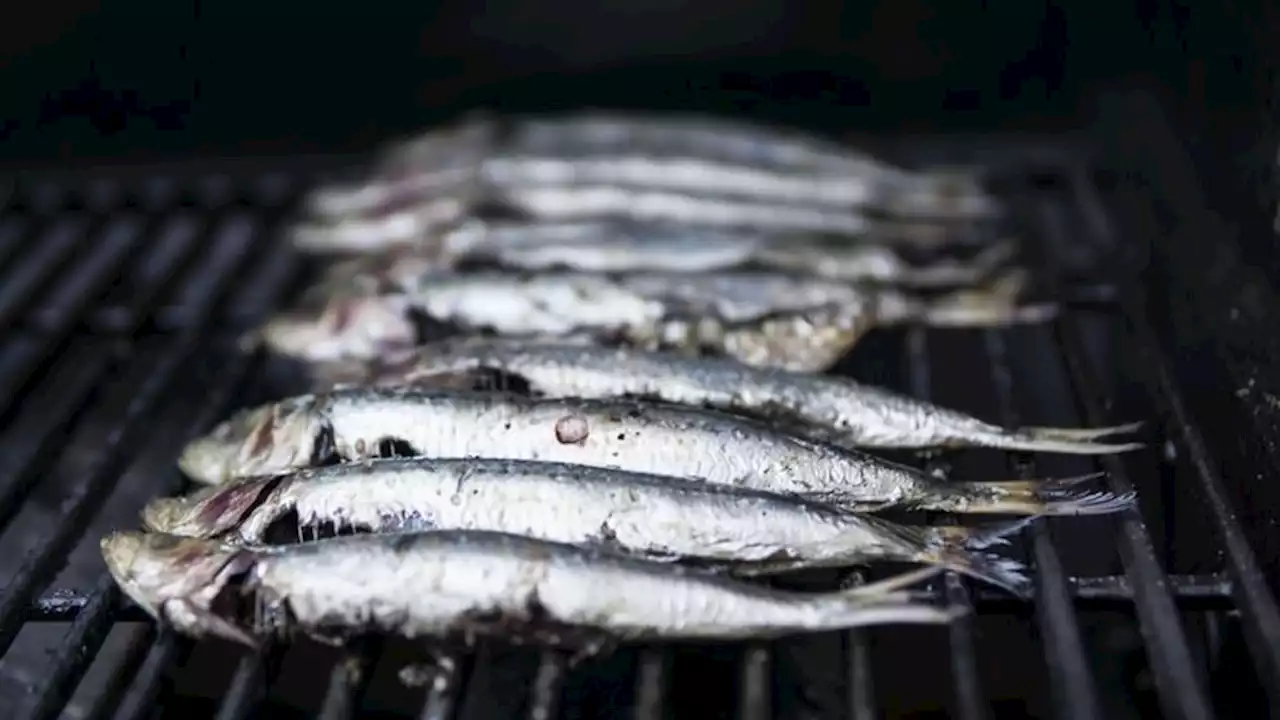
[2, 3, 1279, 718]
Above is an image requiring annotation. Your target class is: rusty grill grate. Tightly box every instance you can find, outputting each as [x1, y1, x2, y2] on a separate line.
[0, 108, 1277, 720]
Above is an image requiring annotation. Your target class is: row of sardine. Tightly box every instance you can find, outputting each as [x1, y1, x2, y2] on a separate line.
[103, 111, 1138, 656]
[291, 111, 1001, 255]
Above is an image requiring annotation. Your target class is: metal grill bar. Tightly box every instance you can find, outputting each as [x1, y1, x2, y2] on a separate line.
[984, 328, 1102, 720]
[1071, 154, 1280, 706]
[0, 180, 300, 718]
[418, 652, 467, 720]
[738, 644, 771, 720]
[1040, 201, 1216, 720]
[904, 328, 989, 720]
[528, 651, 567, 720]
[214, 642, 277, 720]
[112, 632, 186, 720]
[631, 649, 666, 720]
[317, 640, 381, 720]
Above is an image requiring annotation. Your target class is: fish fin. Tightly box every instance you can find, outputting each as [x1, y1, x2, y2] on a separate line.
[915, 472, 1137, 517]
[842, 566, 947, 599]
[161, 598, 260, 649]
[863, 518, 1032, 597]
[1021, 421, 1145, 442]
[915, 269, 1059, 328]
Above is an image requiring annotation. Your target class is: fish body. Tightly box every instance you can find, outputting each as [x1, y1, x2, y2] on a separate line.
[508, 112, 997, 219]
[101, 529, 957, 648]
[434, 219, 1012, 285]
[177, 388, 1135, 519]
[142, 457, 1032, 594]
[312, 340, 1143, 456]
[253, 269, 1051, 369]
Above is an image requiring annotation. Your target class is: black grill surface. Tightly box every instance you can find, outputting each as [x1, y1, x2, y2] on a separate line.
[1, 100, 1278, 719]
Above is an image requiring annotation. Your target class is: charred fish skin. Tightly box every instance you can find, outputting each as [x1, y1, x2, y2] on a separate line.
[311, 341, 1143, 456]
[177, 388, 1136, 518]
[101, 529, 957, 648]
[142, 457, 1031, 594]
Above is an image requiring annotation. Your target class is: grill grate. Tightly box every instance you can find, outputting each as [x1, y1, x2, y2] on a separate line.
[0, 110, 1277, 719]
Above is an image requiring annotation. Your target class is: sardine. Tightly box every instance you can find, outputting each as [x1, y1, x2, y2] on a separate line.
[508, 112, 884, 172]
[251, 269, 1053, 369]
[311, 340, 1143, 455]
[143, 457, 1032, 594]
[177, 387, 1135, 518]
[316, 219, 1013, 286]
[487, 184, 892, 237]
[101, 529, 956, 649]
[479, 154, 885, 209]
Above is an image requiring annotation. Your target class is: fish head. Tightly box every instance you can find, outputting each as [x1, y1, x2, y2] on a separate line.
[101, 531, 259, 646]
[143, 475, 284, 539]
[179, 398, 330, 484]
[255, 293, 418, 363]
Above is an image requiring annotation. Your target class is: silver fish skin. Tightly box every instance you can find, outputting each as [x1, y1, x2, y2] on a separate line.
[177, 387, 1136, 518]
[143, 457, 1032, 594]
[479, 153, 882, 208]
[385, 219, 1013, 286]
[490, 184, 879, 237]
[252, 267, 1053, 369]
[101, 529, 957, 648]
[311, 340, 1144, 456]
[504, 113, 1000, 219]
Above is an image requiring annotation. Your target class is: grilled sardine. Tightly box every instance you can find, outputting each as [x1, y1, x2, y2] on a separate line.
[311, 340, 1142, 455]
[101, 529, 957, 648]
[143, 457, 1033, 594]
[251, 269, 1052, 370]
[177, 387, 1135, 517]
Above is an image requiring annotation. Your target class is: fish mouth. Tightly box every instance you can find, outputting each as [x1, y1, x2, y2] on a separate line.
[180, 401, 334, 485]
[100, 531, 260, 646]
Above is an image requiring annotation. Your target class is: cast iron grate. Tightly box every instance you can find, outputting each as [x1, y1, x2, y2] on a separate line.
[0, 119, 1275, 719]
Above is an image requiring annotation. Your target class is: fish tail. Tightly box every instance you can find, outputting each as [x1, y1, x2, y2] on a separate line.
[855, 518, 1032, 597]
[913, 472, 1137, 517]
[914, 269, 1059, 328]
[967, 425, 1145, 455]
[1022, 421, 1145, 442]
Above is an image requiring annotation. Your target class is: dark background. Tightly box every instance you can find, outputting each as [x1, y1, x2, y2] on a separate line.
[0, 2, 1266, 158]
[1, 1, 1273, 270]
